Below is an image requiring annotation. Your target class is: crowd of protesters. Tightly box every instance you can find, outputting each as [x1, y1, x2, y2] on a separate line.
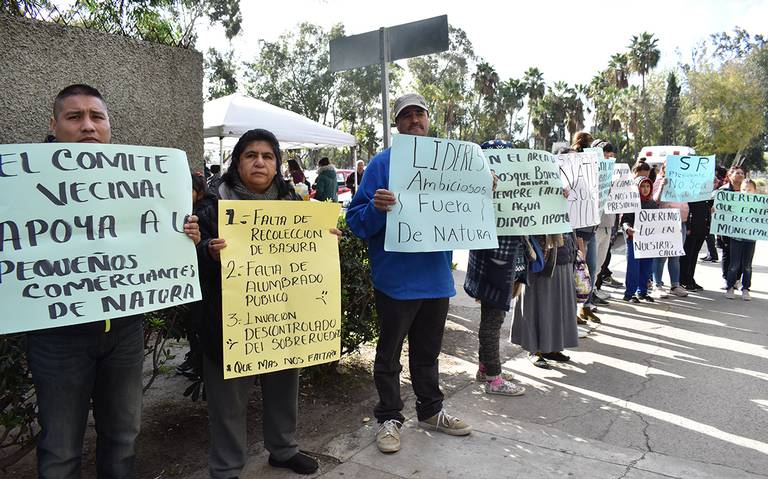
[21, 85, 759, 479]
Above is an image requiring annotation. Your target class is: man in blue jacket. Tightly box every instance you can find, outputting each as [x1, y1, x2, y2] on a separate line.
[346, 93, 471, 454]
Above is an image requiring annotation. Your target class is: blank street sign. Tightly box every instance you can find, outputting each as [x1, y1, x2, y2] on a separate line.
[330, 15, 448, 72]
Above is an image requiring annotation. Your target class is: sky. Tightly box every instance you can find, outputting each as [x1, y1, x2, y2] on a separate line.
[198, 0, 768, 89]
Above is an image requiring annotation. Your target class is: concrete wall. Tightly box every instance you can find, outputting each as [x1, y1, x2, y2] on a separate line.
[0, 14, 203, 168]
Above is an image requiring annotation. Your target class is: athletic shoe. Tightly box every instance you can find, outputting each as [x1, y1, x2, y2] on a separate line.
[376, 420, 402, 453]
[743, 290, 751, 301]
[725, 288, 735, 299]
[683, 283, 703, 292]
[670, 285, 688, 297]
[484, 376, 526, 396]
[638, 294, 655, 303]
[623, 295, 640, 303]
[594, 289, 610, 300]
[419, 410, 472, 436]
[577, 326, 590, 338]
[592, 296, 610, 305]
[650, 287, 667, 299]
[475, 368, 515, 382]
[603, 276, 623, 288]
[576, 316, 588, 325]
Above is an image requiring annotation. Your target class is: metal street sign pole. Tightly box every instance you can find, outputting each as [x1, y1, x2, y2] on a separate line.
[379, 27, 391, 148]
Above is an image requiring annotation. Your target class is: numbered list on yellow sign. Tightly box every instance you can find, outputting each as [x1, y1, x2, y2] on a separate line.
[218, 200, 342, 379]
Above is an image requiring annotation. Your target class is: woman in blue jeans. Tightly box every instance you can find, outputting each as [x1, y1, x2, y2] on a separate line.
[621, 177, 658, 302]
[651, 168, 689, 298]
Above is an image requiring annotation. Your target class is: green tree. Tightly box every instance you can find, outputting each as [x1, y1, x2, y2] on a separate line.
[685, 59, 764, 159]
[523, 67, 545, 145]
[607, 52, 630, 89]
[660, 72, 681, 144]
[629, 32, 661, 145]
[204, 47, 238, 100]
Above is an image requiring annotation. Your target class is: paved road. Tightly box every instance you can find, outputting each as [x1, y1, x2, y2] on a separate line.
[221, 241, 768, 478]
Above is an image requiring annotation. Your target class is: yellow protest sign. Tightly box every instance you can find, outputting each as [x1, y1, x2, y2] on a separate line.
[218, 200, 342, 379]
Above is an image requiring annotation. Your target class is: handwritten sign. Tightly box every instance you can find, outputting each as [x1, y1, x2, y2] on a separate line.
[556, 152, 600, 229]
[605, 163, 641, 214]
[633, 209, 685, 258]
[385, 134, 498, 252]
[219, 200, 341, 379]
[661, 155, 716, 202]
[598, 158, 616, 211]
[711, 190, 768, 241]
[483, 148, 571, 235]
[0, 143, 201, 334]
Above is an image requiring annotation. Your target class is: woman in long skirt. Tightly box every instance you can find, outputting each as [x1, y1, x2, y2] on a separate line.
[512, 233, 579, 369]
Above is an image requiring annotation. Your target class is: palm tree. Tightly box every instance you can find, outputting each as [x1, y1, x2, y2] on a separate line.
[628, 32, 660, 144]
[471, 61, 499, 140]
[523, 67, 545, 145]
[498, 78, 526, 139]
[607, 52, 630, 89]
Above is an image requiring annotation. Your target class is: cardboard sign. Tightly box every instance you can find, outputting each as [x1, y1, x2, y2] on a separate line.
[556, 152, 600, 229]
[598, 158, 616, 211]
[0, 143, 201, 334]
[711, 190, 768, 241]
[385, 134, 498, 252]
[483, 148, 571, 235]
[661, 155, 716, 202]
[605, 163, 641, 214]
[219, 200, 342, 379]
[633, 209, 685, 258]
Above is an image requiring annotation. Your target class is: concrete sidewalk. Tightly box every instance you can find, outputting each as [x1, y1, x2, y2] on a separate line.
[197, 242, 768, 479]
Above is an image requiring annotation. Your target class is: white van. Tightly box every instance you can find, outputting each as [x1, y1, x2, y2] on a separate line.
[637, 146, 696, 165]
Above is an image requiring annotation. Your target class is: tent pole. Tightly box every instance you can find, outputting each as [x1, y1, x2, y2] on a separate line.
[219, 136, 224, 165]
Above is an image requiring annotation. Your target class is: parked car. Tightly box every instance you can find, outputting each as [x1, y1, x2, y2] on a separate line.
[636, 146, 696, 165]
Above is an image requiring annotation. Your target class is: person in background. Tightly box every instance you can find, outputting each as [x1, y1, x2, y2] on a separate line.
[346, 93, 472, 455]
[590, 139, 621, 298]
[207, 163, 223, 190]
[700, 165, 728, 262]
[621, 177, 657, 303]
[27, 84, 200, 479]
[717, 165, 746, 287]
[287, 158, 310, 189]
[511, 231, 580, 369]
[651, 164, 689, 298]
[463, 139, 527, 396]
[314, 156, 338, 202]
[725, 179, 757, 301]
[196, 129, 322, 477]
[346, 159, 365, 196]
[570, 132, 602, 326]
[680, 190, 713, 292]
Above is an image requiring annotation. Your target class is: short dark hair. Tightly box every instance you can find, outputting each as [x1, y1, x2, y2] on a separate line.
[209, 164, 221, 174]
[318, 157, 330, 167]
[53, 84, 106, 118]
[191, 171, 207, 195]
[222, 128, 290, 196]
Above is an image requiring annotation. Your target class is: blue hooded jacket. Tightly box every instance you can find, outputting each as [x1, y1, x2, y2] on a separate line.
[345, 148, 455, 300]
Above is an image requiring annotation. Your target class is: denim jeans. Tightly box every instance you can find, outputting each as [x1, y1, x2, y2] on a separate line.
[726, 239, 756, 290]
[373, 290, 448, 423]
[625, 237, 653, 299]
[652, 223, 686, 287]
[27, 319, 144, 479]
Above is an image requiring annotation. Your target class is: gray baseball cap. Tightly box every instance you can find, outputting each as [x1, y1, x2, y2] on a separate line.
[393, 93, 429, 120]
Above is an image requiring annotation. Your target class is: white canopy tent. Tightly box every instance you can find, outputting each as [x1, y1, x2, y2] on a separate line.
[203, 93, 356, 163]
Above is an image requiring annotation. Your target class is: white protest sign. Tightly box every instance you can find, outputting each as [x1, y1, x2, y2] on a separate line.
[385, 134, 498, 252]
[605, 163, 640, 214]
[556, 152, 600, 228]
[633, 209, 685, 258]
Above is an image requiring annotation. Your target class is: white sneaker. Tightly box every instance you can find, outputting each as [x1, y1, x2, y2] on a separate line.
[670, 285, 688, 297]
[376, 420, 402, 453]
[742, 290, 751, 301]
[725, 288, 735, 299]
[594, 289, 610, 300]
[577, 326, 590, 338]
[651, 287, 667, 299]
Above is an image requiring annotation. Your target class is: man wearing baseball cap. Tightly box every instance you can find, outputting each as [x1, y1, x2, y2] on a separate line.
[346, 93, 471, 454]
